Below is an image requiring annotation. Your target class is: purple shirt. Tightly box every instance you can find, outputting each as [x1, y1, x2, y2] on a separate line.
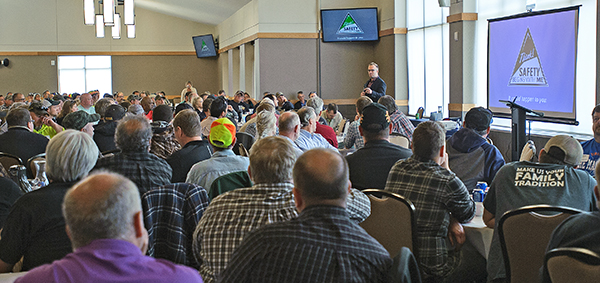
[15, 239, 203, 283]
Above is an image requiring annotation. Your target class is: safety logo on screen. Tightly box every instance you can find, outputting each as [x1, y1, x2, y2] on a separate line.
[508, 28, 548, 86]
[337, 13, 364, 34]
[201, 40, 210, 52]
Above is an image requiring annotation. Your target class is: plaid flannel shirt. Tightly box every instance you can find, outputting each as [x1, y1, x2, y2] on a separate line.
[390, 111, 415, 140]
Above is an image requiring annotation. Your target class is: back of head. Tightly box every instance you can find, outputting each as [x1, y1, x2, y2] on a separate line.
[202, 98, 213, 112]
[293, 148, 349, 201]
[128, 104, 144, 116]
[173, 109, 202, 137]
[540, 135, 583, 166]
[412, 121, 445, 161]
[47, 130, 99, 182]
[249, 136, 297, 184]
[210, 97, 228, 118]
[256, 100, 275, 114]
[209, 118, 236, 149]
[306, 96, 324, 113]
[95, 98, 116, 118]
[278, 111, 300, 134]
[360, 103, 390, 141]
[256, 110, 277, 140]
[356, 96, 373, 115]
[592, 104, 600, 116]
[297, 106, 315, 127]
[104, 105, 126, 122]
[152, 105, 172, 122]
[63, 111, 101, 131]
[377, 95, 397, 115]
[115, 115, 152, 152]
[6, 108, 31, 127]
[464, 107, 493, 136]
[63, 172, 140, 249]
[326, 103, 338, 114]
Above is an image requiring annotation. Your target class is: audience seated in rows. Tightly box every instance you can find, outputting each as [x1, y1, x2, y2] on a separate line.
[222, 147, 391, 282]
[344, 96, 372, 150]
[94, 115, 172, 196]
[578, 104, 600, 176]
[0, 108, 48, 178]
[29, 102, 63, 139]
[293, 91, 305, 110]
[346, 103, 412, 190]
[150, 105, 181, 159]
[306, 96, 338, 147]
[483, 134, 598, 283]
[62, 110, 100, 137]
[141, 97, 155, 120]
[77, 93, 95, 115]
[295, 106, 338, 152]
[385, 121, 479, 282]
[275, 92, 293, 112]
[200, 97, 227, 139]
[167, 110, 212, 183]
[187, 118, 249, 191]
[193, 136, 371, 283]
[0, 130, 98, 272]
[176, 91, 197, 117]
[378, 95, 415, 140]
[321, 102, 343, 133]
[447, 107, 505, 193]
[254, 110, 277, 141]
[240, 98, 277, 138]
[228, 91, 246, 123]
[94, 104, 125, 153]
[15, 172, 203, 283]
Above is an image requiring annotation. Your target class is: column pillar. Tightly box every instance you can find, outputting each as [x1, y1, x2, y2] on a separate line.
[239, 44, 246, 92]
[228, 49, 234, 96]
[253, 39, 260, 99]
[394, 0, 409, 114]
[448, 0, 478, 119]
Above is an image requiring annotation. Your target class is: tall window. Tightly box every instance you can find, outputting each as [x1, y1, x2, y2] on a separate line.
[406, 1, 449, 116]
[58, 56, 112, 95]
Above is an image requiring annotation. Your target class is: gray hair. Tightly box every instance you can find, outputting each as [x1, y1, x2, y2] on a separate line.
[6, 108, 31, 127]
[63, 172, 141, 249]
[95, 98, 116, 118]
[46, 130, 99, 182]
[278, 111, 300, 133]
[256, 110, 277, 140]
[127, 104, 144, 116]
[306, 96, 324, 113]
[115, 115, 152, 152]
[249, 136, 297, 184]
[297, 106, 316, 127]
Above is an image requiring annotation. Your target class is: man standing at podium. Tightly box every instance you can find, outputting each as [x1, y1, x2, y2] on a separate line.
[579, 104, 600, 176]
[361, 62, 386, 102]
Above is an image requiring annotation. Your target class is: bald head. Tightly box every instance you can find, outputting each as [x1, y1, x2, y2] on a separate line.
[80, 93, 93, 108]
[63, 172, 143, 249]
[293, 148, 349, 208]
[278, 111, 301, 137]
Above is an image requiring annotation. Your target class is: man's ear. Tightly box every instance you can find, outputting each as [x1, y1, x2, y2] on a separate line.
[65, 225, 72, 241]
[358, 125, 364, 137]
[133, 211, 145, 238]
[247, 165, 252, 181]
[389, 123, 393, 134]
[594, 186, 599, 202]
[439, 144, 446, 158]
[292, 187, 304, 212]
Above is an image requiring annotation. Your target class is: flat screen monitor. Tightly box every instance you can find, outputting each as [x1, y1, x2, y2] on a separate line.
[487, 6, 580, 123]
[321, 8, 379, 42]
[192, 34, 217, 58]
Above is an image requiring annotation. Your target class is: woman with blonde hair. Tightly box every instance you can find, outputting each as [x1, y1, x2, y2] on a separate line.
[255, 110, 277, 141]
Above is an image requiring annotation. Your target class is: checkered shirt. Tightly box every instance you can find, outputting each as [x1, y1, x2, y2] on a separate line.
[220, 205, 392, 283]
[141, 183, 210, 269]
[193, 183, 371, 283]
[385, 156, 475, 278]
[343, 120, 364, 149]
[94, 151, 172, 196]
[390, 111, 415, 140]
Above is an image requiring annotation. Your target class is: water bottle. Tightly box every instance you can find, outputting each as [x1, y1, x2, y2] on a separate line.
[473, 182, 488, 217]
[30, 160, 49, 190]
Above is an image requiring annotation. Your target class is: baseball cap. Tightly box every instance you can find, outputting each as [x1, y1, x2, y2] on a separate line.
[28, 102, 48, 116]
[543, 135, 583, 166]
[62, 110, 100, 131]
[465, 107, 493, 131]
[128, 94, 141, 102]
[209, 118, 236, 148]
[41, 99, 60, 108]
[360, 103, 390, 133]
[104, 105, 125, 121]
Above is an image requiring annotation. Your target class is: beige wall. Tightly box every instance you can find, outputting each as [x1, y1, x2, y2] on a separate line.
[0, 0, 215, 52]
[111, 56, 219, 97]
[0, 56, 59, 95]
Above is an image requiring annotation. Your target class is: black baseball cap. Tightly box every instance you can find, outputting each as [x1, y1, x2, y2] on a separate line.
[465, 107, 493, 131]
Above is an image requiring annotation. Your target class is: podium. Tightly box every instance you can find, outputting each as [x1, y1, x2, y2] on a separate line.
[499, 99, 544, 161]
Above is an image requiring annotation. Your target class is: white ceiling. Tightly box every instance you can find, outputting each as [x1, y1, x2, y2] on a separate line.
[136, 0, 252, 25]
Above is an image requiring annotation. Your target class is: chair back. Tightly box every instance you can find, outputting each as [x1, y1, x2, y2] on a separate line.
[208, 171, 252, 200]
[389, 133, 411, 149]
[233, 132, 255, 156]
[498, 205, 583, 283]
[0, 152, 23, 172]
[336, 118, 347, 136]
[27, 153, 46, 177]
[359, 189, 417, 258]
[141, 183, 210, 269]
[545, 247, 600, 283]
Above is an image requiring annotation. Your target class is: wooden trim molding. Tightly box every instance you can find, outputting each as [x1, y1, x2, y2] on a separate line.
[218, 32, 320, 54]
[447, 13, 478, 24]
[448, 103, 477, 112]
[323, 98, 408, 106]
[0, 51, 196, 56]
[379, 28, 408, 37]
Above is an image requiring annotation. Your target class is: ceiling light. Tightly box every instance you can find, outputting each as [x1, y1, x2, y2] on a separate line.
[95, 15, 105, 38]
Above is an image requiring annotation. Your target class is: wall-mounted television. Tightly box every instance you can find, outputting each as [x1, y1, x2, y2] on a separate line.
[192, 34, 217, 58]
[487, 6, 580, 124]
[321, 8, 379, 42]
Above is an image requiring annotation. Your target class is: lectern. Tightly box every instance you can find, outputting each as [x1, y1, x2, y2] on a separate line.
[499, 99, 544, 161]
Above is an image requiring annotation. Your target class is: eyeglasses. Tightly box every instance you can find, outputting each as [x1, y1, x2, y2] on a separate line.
[367, 69, 377, 72]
